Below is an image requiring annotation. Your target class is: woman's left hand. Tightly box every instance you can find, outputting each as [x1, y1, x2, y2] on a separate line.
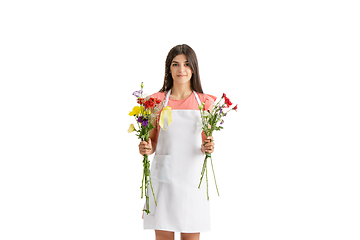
[202, 136, 215, 154]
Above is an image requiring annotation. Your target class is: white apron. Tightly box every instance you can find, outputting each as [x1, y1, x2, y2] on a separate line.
[143, 90, 210, 233]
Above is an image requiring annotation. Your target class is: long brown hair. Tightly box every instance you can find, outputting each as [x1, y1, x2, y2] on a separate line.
[159, 44, 203, 93]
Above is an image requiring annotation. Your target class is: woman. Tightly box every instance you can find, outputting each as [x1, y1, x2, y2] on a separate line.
[139, 44, 216, 240]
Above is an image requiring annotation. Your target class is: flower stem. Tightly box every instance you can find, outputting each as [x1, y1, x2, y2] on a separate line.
[149, 174, 157, 206]
[206, 160, 209, 200]
[198, 152, 219, 200]
[198, 158, 207, 188]
[210, 156, 220, 196]
[141, 166, 145, 198]
[141, 154, 157, 214]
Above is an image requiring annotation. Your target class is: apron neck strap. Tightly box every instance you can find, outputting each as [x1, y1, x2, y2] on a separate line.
[193, 92, 201, 106]
[164, 89, 202, 107]
[164, 90, 171, 107]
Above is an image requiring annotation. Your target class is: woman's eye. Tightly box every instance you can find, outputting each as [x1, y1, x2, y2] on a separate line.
[185, 63, 189, 66]
[172, 63, 178, 66]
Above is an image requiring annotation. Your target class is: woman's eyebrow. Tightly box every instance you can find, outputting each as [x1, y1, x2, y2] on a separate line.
[172, 60, 189, 63]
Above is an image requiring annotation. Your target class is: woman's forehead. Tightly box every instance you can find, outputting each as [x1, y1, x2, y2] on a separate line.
[172, 54, 188, 62]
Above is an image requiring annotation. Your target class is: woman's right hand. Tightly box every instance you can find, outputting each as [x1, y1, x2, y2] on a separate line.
[139, 138, 153, 156]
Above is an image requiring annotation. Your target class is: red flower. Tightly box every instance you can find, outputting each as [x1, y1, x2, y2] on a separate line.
[142, 97, 162, 109]
[233, 104, 238, 111]
[222, 93, 232, 107]
[137, 98, 145, 105]
[224, 96, 232, 108]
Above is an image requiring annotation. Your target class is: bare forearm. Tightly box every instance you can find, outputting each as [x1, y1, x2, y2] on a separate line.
[149, 140, 157, 155]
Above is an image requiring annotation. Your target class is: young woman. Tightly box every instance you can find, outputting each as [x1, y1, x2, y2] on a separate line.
[139, 44, 216, 240]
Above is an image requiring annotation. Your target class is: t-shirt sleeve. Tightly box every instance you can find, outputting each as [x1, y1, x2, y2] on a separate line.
[203, 94, 217, 111]
[149, 92, 166, 101]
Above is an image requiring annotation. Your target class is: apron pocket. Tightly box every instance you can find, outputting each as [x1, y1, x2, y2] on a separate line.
[151, 155, 173, 183]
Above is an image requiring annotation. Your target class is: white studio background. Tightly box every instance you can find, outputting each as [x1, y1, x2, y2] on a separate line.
[0, 1, 359, 240]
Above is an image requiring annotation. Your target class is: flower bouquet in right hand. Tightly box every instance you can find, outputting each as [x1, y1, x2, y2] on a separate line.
[128, 82, 164, 215]
[198, 93, 238, 200]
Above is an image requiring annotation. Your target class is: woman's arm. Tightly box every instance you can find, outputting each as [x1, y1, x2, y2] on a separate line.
[201, 104, 215, 154]
[138, 127, 159, 156]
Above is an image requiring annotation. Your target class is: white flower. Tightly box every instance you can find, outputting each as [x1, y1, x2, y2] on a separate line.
[201, 111, 209, 117]
[195, 120, 203, 134]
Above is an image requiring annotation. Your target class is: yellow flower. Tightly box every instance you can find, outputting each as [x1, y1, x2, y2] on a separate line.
[129, 106, 141, 116]
[127, 124, 135, 133]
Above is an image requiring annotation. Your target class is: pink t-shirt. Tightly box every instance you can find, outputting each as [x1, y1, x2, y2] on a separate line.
[150, 92, 216, 110]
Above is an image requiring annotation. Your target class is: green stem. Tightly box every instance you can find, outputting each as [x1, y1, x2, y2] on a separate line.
[149, 174, 157, 206]
[145, 178, 149, 214]
[198, 157, 207, 188]
[213, 96, 223, 110]
[135, 116, 141, 130]
[210, 156, 220, 196]
[141, 153, 157, 214]
[206, 160, 209, 200]
[141, 165, 145, 198]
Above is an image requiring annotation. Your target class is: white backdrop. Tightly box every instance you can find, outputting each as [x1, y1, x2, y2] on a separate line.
[1, 1, 359, 239]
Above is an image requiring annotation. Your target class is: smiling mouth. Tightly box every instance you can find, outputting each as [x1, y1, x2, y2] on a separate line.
[177, 75, 187, 77]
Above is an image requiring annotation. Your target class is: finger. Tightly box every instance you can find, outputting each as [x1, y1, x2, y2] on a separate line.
[143, 145, 151, 150]
[139, 145, 151, 155]
[205, 142, 214, 147]
[204, 138, 214, 143]
[203, 140, 211, 145]
[140, 141, 151, 150]
[140, 149, 150, 155]
[204, 144, 211, 149]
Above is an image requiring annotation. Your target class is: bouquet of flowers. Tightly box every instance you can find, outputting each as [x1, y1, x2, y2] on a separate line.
[198, 93, 238, 200]
[128, 82, 164, 214]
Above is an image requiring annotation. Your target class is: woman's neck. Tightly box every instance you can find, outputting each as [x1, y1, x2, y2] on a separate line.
[170, 83, 193, 100]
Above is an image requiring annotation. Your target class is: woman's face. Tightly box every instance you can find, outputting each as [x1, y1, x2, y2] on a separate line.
[170, 54, 193, 86]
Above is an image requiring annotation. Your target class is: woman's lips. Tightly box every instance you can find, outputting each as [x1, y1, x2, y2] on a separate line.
[177, 75, 187, 77]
